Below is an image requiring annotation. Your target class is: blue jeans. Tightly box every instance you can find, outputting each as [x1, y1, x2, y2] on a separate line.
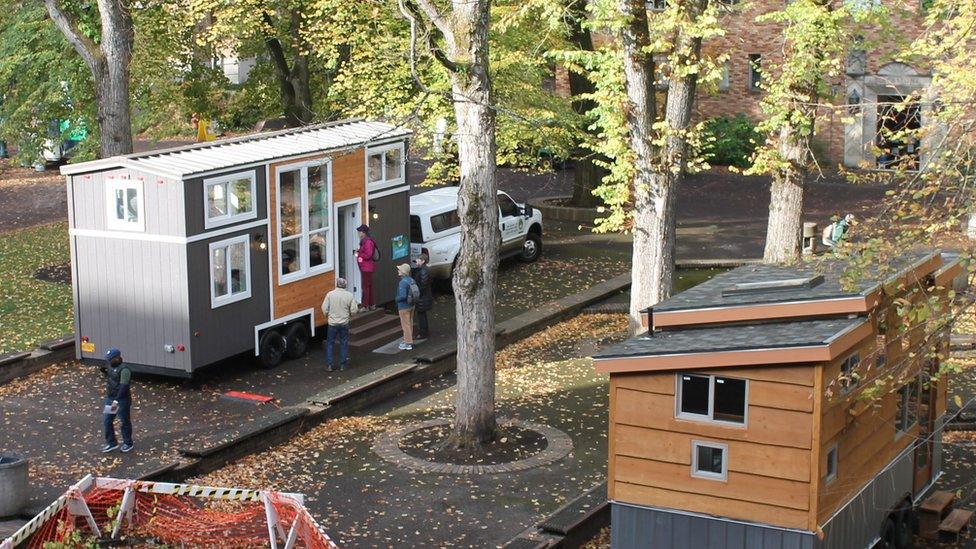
[325, 324, 349, 369]
[103, 396, 133, 446]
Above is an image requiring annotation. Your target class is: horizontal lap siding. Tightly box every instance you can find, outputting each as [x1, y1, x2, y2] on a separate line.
[610, 368, 815, 530]
[270, 150, 365, 325]
[818, 330, 918, 524]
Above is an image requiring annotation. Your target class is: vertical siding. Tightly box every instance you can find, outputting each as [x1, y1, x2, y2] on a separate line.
[816, 445, 913, 549]
[186, 226, 271, 369]
[70, 168, 184, 235]
[610, 504, 815, 549]
[364, 190, 410, 305]
[73, 236, 190, 372]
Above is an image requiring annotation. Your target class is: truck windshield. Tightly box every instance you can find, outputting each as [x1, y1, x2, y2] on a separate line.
[410, 215, 425, 243]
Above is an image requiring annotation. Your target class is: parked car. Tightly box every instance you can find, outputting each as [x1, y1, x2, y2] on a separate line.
[409, 187, 543, 280]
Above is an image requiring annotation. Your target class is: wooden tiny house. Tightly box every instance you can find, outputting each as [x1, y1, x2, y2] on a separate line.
[61, 119, 411, 376]
[595, 252, 965, 549]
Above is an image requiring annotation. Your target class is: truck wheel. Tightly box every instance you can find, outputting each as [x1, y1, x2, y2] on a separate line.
[519, 233, 542, 263]
[895, 504, 914, 549]
[258, 330, 286, 369]
[284, 323, 309, 359]
[878, 517, 897, 549]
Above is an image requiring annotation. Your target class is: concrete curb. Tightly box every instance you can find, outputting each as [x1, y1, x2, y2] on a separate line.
[0, 337, 74, 385]
[526, 196, 599, 224]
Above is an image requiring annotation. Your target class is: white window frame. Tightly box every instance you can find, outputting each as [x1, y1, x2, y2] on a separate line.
[365, 142, 406, 192]
[105, 178, 145, 232]
[691, 440, 728, 481]
[203, 171, 258, 229]
[675, 373, 749, 426]
[276, 160, 334, 285]
[825, 444, 838, 484]
[209, 234, 252, 308]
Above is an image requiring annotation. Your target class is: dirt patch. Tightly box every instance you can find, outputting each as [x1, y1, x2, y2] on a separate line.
[34, 262, 71, 284]
[0, 159, 66, 232]
[399, 421, 548, 466]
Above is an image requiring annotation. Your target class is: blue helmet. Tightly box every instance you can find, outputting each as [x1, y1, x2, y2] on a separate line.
[105, 348, 122, 361]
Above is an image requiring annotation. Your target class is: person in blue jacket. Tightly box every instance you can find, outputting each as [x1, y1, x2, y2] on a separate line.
[100, 348, 134, 453]
[395, 263, 416, 351]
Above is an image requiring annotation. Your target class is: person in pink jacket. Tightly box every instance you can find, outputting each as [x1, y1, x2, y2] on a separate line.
[355, 224, 378, 309]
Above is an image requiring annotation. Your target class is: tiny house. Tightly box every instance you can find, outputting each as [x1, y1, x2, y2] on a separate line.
[594, 251, 964, 549]
[61, 119, 411, 376]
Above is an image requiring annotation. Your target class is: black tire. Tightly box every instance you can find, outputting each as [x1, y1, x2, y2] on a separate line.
[283, 323, 309, 359]
[258, 329, 286, 369]
[895, 504, 914, 549]
[879, 517, 897, 549]
[519, 232, 542, 263]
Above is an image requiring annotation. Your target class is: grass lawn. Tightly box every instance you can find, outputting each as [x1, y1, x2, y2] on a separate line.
[0, 222, 72, 355]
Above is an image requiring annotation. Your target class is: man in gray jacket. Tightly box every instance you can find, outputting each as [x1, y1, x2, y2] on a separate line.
[321, 278, 359, 371]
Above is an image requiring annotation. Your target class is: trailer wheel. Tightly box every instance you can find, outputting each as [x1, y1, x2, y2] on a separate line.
[878, 516, 897, 549]
[284, 323, 309, 359]
[894, 504, 914, 549]
[258, 330, 286, 369]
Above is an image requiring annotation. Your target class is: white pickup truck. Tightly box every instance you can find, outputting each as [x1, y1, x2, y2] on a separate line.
[409, 187, 543, 280]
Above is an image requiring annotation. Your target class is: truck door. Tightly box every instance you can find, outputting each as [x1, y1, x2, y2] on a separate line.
[498, 192, 523, 253]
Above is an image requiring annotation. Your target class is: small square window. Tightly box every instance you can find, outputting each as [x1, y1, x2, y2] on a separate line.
[647, 0, 668, 11]
[106, 179, 144, 232]
[748, 54, 762, 92]
[366, 143, 406, 190]
[840, 353, 860, 394]
[692, 441, 728, 481]
[826, 444, 838, 483]
[204, 172, 256, 229]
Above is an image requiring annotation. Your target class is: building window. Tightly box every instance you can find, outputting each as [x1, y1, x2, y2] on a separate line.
[210, 234, 251, 308]
[366, 143, 405, 191]
[677, 373, 747, 425]
[204, 172, 256, 229]
[895, 378, 920, 435]
[719, 62, 730, 91]
[691, 441, 728, 481]
[840, 353, 860, 394]
[748, 54, 762, 92]
[106, 179, 144, 232]
[647, 0, 667, 11]
[825, 444, 838, 484]
[277, 162, 333, 282]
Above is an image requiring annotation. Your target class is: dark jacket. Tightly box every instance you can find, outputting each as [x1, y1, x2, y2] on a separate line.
[103, 362, 132, 400]
[412, 265, 433, 312]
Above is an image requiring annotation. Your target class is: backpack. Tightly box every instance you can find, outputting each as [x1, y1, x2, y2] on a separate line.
[369, 238, 381, 262]
[407, 279, 420, 305]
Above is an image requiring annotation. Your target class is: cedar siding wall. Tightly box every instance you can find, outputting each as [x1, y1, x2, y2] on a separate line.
[609, 365, 816, 530]
[269, 150, 366, 326]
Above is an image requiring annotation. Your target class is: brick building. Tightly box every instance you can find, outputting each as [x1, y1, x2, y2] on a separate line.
[565, 0, 940, 170]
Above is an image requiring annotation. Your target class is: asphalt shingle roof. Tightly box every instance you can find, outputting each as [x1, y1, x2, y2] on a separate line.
[594, 317, 867, 359]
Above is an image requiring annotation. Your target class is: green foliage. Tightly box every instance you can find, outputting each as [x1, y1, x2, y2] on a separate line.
[0, 222, 73, 355]
[700, 114, 760, 168]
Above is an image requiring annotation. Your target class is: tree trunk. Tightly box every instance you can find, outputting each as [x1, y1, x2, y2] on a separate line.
[762, 123, 808, 263]
[448, 0, 499, 447]
[567, 0, 606, 208]
[44, 0, 134, 157]
[264, 11, 315, 127]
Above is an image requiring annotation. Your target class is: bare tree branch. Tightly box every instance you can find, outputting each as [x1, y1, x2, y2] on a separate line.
[44, 0, 103, 72]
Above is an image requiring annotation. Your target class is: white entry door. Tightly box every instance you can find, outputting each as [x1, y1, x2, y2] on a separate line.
[335, 200, 363, 302]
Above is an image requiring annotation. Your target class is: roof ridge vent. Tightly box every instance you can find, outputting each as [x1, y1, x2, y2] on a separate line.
[721, 274, 824, 297]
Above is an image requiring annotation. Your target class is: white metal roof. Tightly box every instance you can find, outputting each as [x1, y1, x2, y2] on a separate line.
[61, 119, 412, 179]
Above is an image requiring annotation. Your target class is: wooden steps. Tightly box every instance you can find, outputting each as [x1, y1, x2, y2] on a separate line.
[919, 490, 973, 542]
[346, 308, 402, 350]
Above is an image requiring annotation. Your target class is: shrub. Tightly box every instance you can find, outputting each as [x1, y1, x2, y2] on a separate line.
[701, 114, 761, 168]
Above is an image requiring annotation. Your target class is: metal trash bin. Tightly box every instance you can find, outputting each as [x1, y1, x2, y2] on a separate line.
[802, 222, 818, 255]
[0, 453, 28, 517]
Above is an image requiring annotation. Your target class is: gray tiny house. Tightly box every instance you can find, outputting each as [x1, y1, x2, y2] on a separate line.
[61, 119, 411, 376]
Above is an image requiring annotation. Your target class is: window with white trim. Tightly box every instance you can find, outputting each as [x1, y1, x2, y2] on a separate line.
[106, 179, 144, 232]
[677, 373, 747, 425]
[210, 235, 251, 308]
[825, 444, 838, 484]
[691, 441, 728, 481]
[278, 162, 332, 282]
[204, 172, 256, 229]
[366, 143, 405, 191]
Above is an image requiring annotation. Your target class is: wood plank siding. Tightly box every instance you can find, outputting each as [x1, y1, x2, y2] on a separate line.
[269, 150, 365, 326]
[608, 367, 816, 530]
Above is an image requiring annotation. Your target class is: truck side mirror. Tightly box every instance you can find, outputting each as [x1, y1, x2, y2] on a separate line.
[522, 204, 534, 218]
